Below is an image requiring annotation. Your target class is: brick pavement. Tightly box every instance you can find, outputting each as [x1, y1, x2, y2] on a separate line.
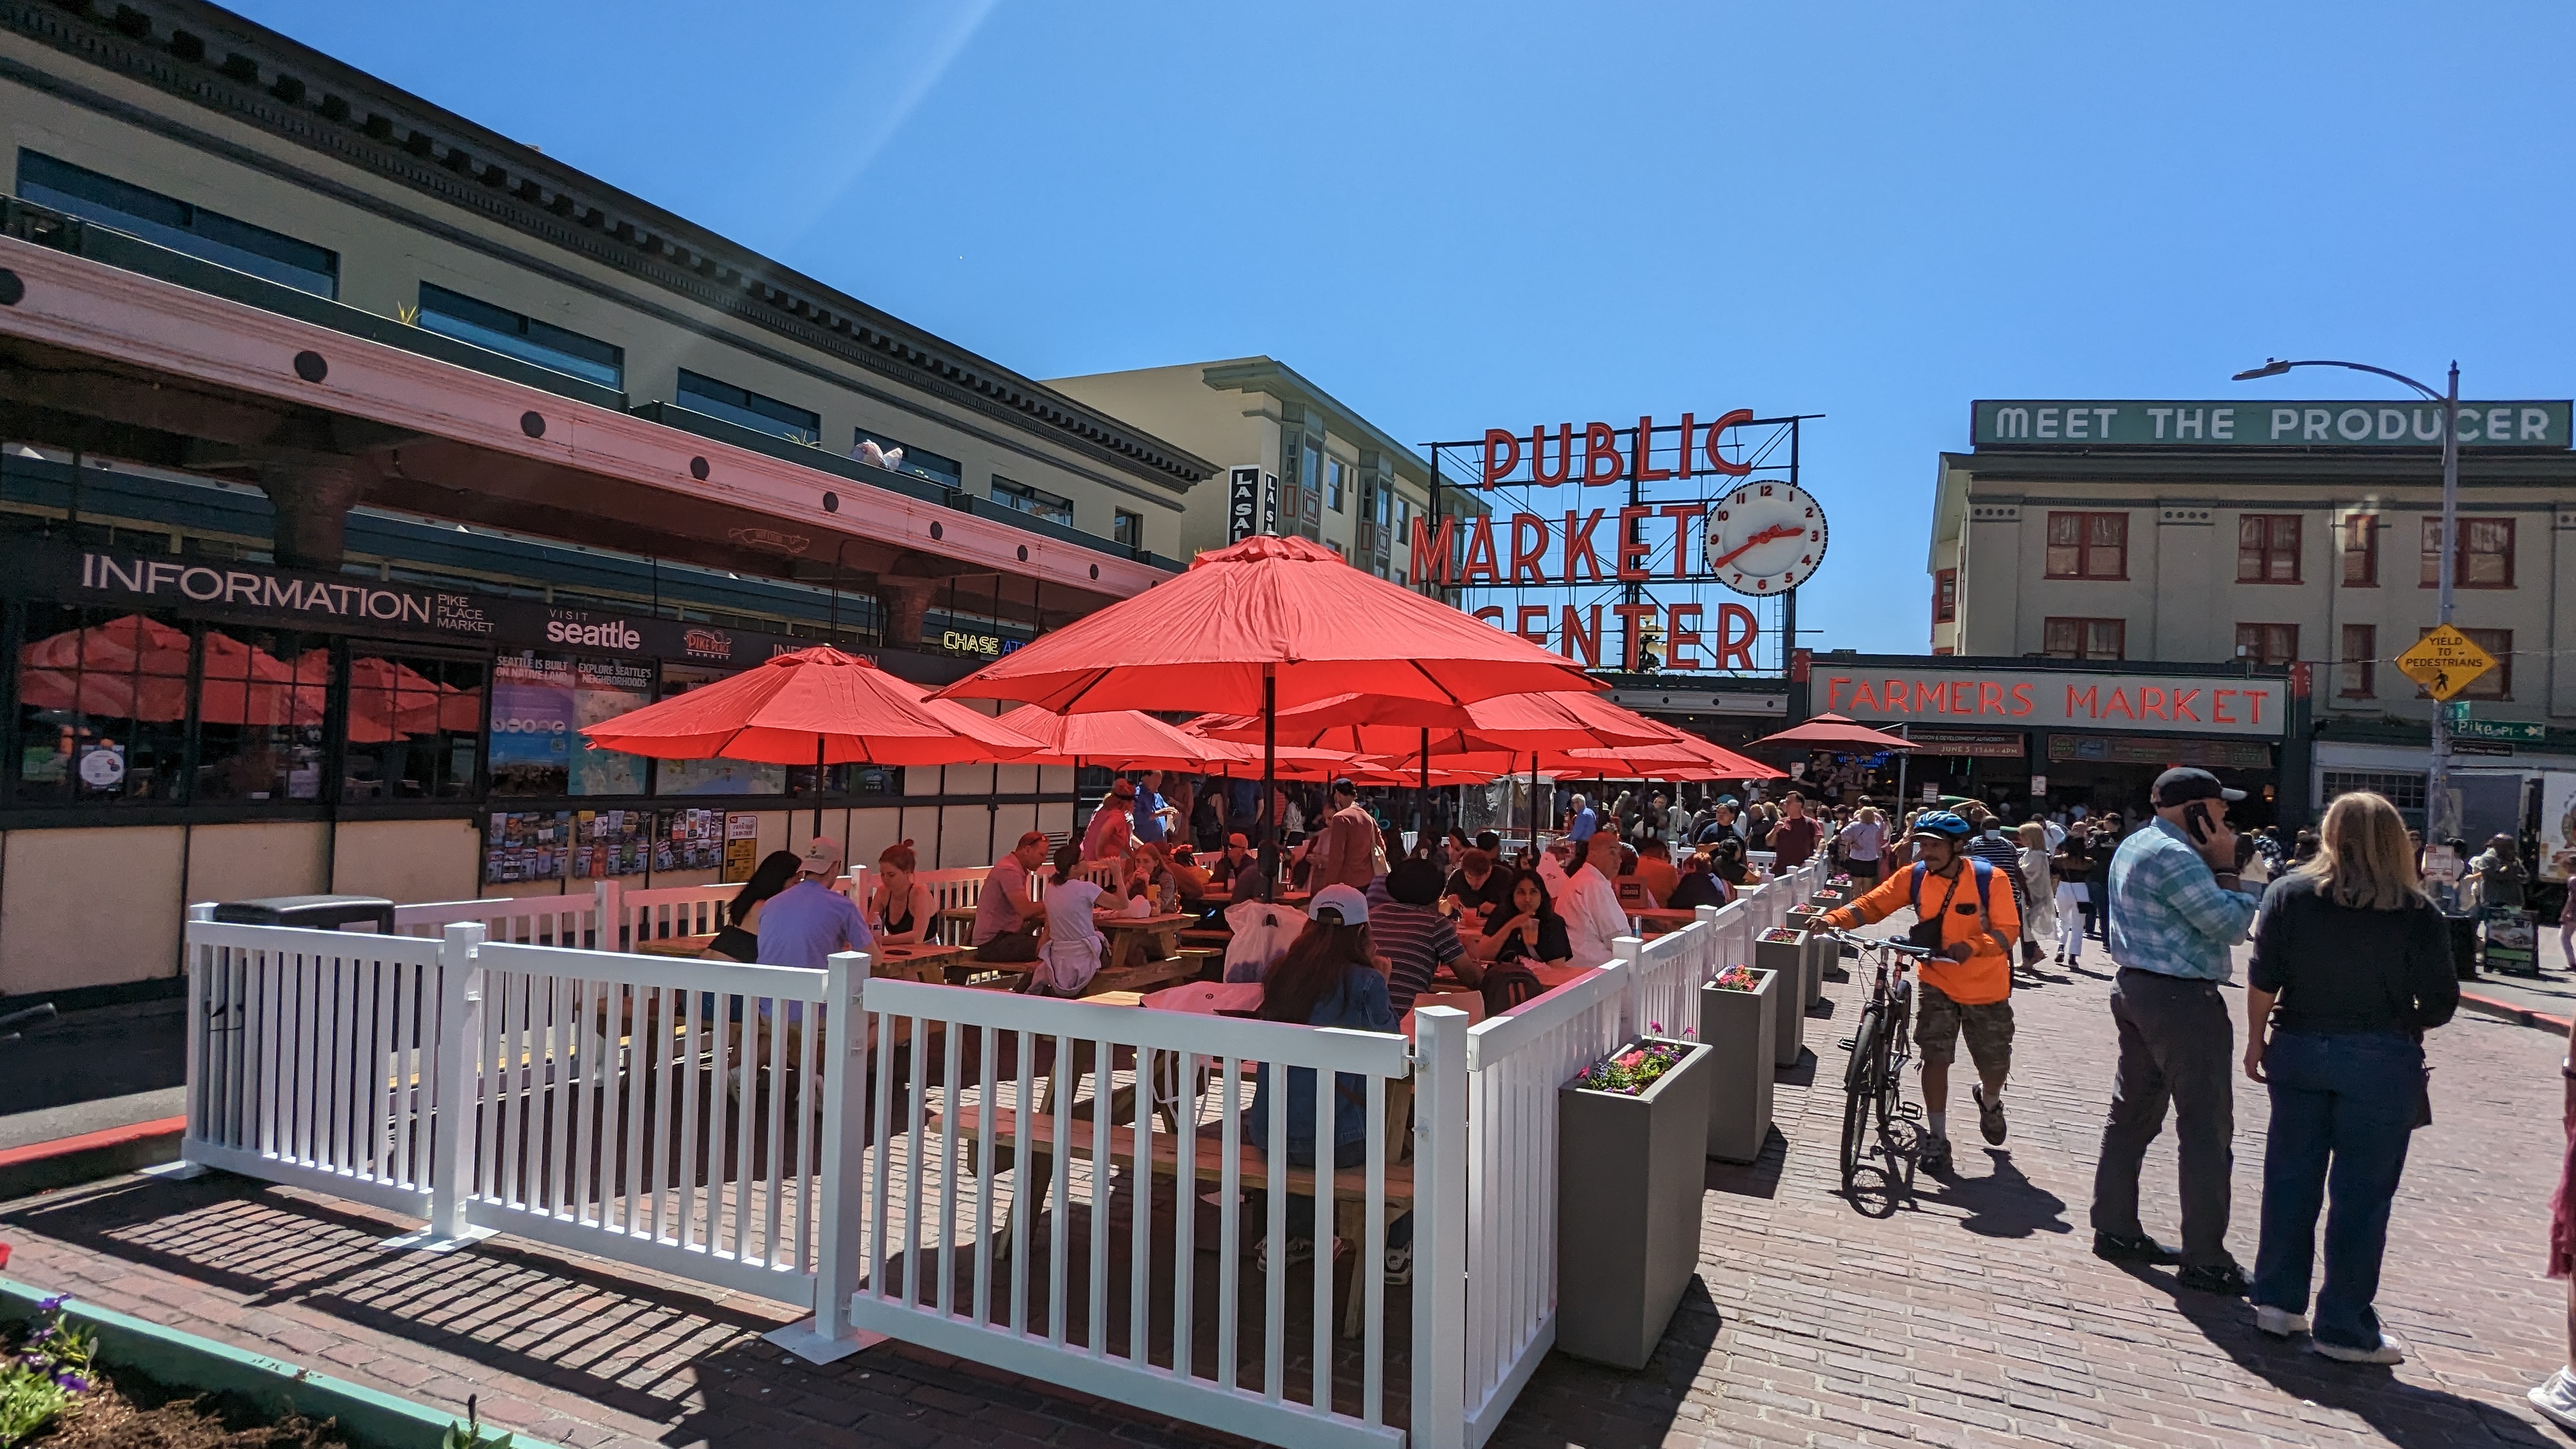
[3, 937, 2572, 1448]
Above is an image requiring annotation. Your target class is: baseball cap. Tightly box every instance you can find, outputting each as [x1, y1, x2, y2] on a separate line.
[1386, 859, 1444, 906]
[1108, 778, 1137, 799]
[1331, 776, 1356, 795]
[798, 836, 844, 875]
[2152, 767, 2244, 807]
[1309, 882, 1370, 924]
[1225, 831, 1250, 849]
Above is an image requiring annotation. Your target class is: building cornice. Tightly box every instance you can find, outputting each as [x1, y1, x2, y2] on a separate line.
[0, 0, 1216, 493]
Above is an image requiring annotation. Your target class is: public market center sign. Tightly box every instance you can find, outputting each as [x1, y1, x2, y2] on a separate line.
[1974, 399, 2572, 448]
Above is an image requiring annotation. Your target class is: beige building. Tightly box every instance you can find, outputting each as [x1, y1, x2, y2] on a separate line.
[1930, 397, 2576, 830]
[1048, 357, 1473, 578]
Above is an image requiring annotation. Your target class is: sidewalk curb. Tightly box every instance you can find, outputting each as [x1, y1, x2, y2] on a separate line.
[0, 1116, 183, 1200]
[2457, 989, 2573, 1036]
[0, 1278, 569, 1449]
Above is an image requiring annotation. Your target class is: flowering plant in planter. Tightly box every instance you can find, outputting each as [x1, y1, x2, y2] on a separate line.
[1572, 1027, 1695, 1096]
[1828, 873, 1853, 886]
[1758, 926, 1806, 944]
[1, 1295, 97, 1444]
[1709, 964, 1761, 992]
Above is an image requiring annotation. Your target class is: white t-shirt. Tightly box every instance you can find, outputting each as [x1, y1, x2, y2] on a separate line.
[1558, 863, 1628, 969]
[1038, 877, 1107, 995]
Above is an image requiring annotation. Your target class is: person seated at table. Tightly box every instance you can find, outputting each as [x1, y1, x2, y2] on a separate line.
[1029, 842, 1105, 997]
[1471, 868, 1568, 1015]
[1560, 832, 1630, 969]
[1442, 846, 1514, 924]
[972, 831, 1049, 962]
[868, 840, 935, 946]
[1709, 838, 1751, 888]
[1121, 842, 1177, 908]
[1365, 859, 1468, 1013]
[756, 837, 873, 970]
[707, 849, 801, 963]
[1436, 830, 1471, 877]
[1634, 839, 1682, 907]
[1667, 849, 1734, 910]
[1245, 883, 1402, 1275]
[1284, 831, 1315, 893]
[1210, 831, 1257, 892]
[1168, 845, 1214, 908]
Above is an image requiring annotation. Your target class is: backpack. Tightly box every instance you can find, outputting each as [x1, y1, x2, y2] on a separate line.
[1908, 858, 2015, 958]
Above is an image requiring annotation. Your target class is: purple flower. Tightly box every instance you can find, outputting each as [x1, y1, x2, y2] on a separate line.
[54, 1370, 91, 1394]
[34, 1295, 65, 1314]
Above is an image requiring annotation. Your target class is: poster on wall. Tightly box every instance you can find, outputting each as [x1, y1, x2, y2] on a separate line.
[2540, 771, 2576, 882]
[571, 808, 653, 878]
[721, 812, 761, 883]
[488, 656, 575, 794]
[486, 809, 572, 885]
[571, 660, 652, 795]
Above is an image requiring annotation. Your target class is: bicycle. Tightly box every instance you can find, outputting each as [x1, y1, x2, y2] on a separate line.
[1826, 930, 1935, 1191]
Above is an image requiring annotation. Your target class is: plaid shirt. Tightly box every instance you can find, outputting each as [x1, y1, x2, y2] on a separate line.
[2106, 816, 2258, 981]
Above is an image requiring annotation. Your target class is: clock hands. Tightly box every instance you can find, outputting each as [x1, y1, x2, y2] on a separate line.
[1707, 523, 1805, 572]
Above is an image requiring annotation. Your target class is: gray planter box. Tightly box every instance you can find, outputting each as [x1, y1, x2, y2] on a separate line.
[1698, 972, 1778, 1163]
[1755, 930, 1809, 1067]
[1556, 1038, 1713, 1370]
[1785, 906, 1835, 1002]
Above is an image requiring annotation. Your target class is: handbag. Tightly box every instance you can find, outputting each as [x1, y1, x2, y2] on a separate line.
[1906, 865, 1966, 954]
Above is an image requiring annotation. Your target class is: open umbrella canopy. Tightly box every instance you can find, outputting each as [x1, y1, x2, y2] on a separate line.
[1748, 712, 1918, 753]
[1188, 687, 1675, 759]
[578, 645, 1032, 765]
[993, 705, 1232, 770]
[939, 534, 1599, 714]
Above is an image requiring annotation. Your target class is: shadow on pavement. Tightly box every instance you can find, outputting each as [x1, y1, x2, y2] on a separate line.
[1913, 1147, 2071, 1239]
[2117, 1262, 2560, 1449]
[1706, 1128, 1787, 1200]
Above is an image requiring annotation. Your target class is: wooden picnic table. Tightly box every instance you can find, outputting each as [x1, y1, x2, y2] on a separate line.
[1094, 910, 1192, 971]
[873, 942, 964, 982]
[634, 933, 718, 958]
[1630, 907, 1700, 935]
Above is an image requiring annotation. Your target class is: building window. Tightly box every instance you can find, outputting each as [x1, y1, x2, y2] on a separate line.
[2237, 514, 2301, 583]
[416, 283, 623, 390]
[2044, 512, 2127, 579]
[195, 627, 331, 802]
[17, 150, 340, 296]
[2340, 514, 2378, 586]
[2043, 616, 2125, 661]
[991, 476, 1073, 528]
[2234, 622, 2298, 666]
[17, 606, 191, 804]
[1934, 568, 1958, 624]
[2322, 769, 2424, 814]
[2459, 627, 2511, 700]
[852, 429, 963, 491]
[341, 648, 485, 802]
[2421, 517, 2515, 588]
[1326, 457, 1349, 513]
[677, 370, 818, 443]
[1112, 510, 1142, 548]
[2337, 624, 2376, 698]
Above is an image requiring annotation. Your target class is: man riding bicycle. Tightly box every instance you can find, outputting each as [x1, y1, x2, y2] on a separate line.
[1818, 810, 2020, 1174]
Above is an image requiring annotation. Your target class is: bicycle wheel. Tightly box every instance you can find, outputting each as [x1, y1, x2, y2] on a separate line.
[1840, 1006, 1881, 1188]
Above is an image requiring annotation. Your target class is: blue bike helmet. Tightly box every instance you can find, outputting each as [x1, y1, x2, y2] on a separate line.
[1910, 809, 1973, 840]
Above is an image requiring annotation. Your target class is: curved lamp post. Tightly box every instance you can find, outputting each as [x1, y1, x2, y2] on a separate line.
[2232, 357, 2461, 892]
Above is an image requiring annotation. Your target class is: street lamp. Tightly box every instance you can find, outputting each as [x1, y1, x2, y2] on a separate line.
[2232, 356, 2462, 892]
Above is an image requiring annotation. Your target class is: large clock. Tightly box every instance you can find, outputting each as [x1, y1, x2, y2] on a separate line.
[1705, 482, 1827, 595]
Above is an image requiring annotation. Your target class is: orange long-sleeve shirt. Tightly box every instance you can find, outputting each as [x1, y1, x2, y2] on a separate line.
[1820, 858, 2020, 1005]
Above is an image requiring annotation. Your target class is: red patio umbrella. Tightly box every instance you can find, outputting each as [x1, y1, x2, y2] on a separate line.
[942, 534, 1596, 873]
[21, 615, 316, 726]
[993, 705, 1235, 771]
[1748, 712, 1919, 753]
[581, 645, 1033, 833]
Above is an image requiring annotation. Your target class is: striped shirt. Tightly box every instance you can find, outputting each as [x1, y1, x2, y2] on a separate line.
[1965, 831, 2030, 914]
[1361, 896, 1464, 1014]
[2107, 816, 2258, 982]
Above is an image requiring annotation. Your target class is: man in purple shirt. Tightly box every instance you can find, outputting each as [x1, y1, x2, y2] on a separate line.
[756, 836, 873, 971]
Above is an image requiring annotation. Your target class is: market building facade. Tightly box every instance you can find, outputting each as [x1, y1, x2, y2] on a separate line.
[1929, 397, 2576, 841]
[0, 0, 1223, 999]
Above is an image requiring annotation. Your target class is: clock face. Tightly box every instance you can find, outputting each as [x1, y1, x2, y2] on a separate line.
[1705, 482, 1827, 595]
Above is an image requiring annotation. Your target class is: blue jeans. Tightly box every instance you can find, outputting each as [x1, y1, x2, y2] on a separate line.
[2251, 1029, 2421, 1349]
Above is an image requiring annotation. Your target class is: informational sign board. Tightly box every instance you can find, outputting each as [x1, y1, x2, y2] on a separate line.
[2538, 772, 2576, 883]
[1817, 666, 2287, 737]
[1973, 399, 2573, 449]
[2395, 625, 2497, 702]
[721, 811, 762, 884]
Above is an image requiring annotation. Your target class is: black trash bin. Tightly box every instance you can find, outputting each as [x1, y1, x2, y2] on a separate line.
[210, 894, 395, 933]
[2441, 911, 2478, 981]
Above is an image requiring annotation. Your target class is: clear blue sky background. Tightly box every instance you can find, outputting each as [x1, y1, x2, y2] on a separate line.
[236, 1, 2576, 656]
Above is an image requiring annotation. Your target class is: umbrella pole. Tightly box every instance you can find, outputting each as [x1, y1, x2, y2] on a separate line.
[1259, 664, 1278, 891]
[1528, 752, 1538, 856]
[1416, 726, 1429, 848]
[812, 737, 825, 841]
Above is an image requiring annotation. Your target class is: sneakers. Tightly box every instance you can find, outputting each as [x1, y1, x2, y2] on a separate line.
[1384, 1242, 1413, 1286]
[2312, 1334, 2405, 1365]
[2530, 1367, 2576, 1432]
[1918, 1135, 1953, 1174]
[1254, 1236, 1314, 1273]
[2092, 1232, 2179, 1264]
[1974, 1085, 2007, 1146]
[2253, 1305, 2308, 1338]
[2177, 1259, 2252, 1297]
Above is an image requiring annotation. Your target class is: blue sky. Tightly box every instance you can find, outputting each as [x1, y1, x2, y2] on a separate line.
[236, 1, 2576, 655]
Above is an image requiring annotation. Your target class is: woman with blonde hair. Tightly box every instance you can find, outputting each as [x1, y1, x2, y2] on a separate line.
[868, 841, 935, 946]
[2015, 820, 2057, 963]
[2242, 791, 2458, 1363]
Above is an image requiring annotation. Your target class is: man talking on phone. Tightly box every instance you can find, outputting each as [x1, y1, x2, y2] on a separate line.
[2089, 768, 2262, 1296]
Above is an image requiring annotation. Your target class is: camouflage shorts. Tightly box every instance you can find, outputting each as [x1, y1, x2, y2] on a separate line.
[1914, 985, 2013, 1075]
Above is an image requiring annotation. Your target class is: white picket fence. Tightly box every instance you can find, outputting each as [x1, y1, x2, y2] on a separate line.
[179, 863, 1824, 1449]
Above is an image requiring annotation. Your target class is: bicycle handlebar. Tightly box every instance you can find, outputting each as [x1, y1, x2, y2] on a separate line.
[1820, 927, 1937, 960]
[0, 1001, 56, 1038]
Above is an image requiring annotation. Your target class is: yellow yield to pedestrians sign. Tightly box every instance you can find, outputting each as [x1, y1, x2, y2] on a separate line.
[2395, 625, 2497, 702]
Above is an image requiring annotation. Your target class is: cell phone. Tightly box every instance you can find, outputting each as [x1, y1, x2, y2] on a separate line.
[2184, 801, 2214, 845]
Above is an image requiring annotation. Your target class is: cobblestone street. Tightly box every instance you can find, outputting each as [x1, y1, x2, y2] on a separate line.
[4, 937, 2570, 1449]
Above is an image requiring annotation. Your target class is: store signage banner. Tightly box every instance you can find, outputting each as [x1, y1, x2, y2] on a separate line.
[1228, 466, 1264, 543]
[1816, 666, 2287, 737]
[1974, 399, 2572, 449]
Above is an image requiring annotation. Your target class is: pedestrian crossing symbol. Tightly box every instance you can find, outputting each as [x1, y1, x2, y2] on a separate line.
[2394, 625, 2497, 702]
